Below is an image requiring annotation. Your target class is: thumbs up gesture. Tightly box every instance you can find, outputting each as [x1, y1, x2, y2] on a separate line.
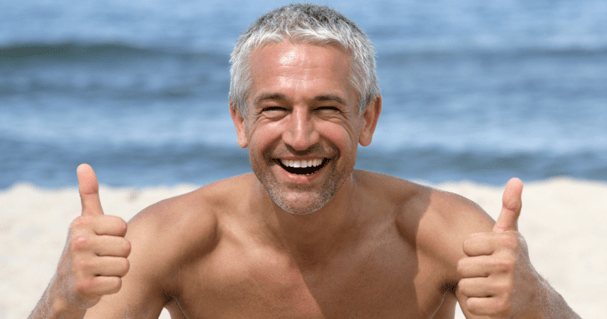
[54, 164, 131, 309]
[457, 178, 542, 318]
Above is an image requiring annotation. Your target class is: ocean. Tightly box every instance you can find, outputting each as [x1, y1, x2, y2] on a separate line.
[1, 0, 606, 189]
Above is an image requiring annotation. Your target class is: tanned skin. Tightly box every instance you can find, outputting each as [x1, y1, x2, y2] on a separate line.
[30, 41, 579, 319]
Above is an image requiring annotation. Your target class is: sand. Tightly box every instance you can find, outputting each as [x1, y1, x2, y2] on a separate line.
[1, 177, 605, 318]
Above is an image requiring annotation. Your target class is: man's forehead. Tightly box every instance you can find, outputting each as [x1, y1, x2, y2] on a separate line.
[247, 41, 355, 104]
[249, 40, 350, 68]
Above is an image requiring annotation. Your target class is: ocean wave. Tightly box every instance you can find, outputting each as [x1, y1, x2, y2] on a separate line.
[378, 45, 607, 63]
[0, 41, 230, 99]
[0, 42, 225, 60]
[3, 40, 607, 63]
[2, 134, 605, 189]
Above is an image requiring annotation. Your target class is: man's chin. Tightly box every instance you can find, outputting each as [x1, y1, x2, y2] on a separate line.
[254, 161, 346, 215]
[269, 192, 332, 216]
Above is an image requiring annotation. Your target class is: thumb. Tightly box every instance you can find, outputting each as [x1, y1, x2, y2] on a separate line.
[493, 177, 523, 233]
[77, 164, 104, 216]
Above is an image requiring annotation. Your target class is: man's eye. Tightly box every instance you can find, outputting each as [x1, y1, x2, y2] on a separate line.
[263, 106, 286, 112]
[316, 106, 340, 112]
[260, 107, 288, 118]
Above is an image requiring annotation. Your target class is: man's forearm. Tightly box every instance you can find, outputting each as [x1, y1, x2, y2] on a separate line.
[535, 278, 580, 319]
[29, 278, 87, 319]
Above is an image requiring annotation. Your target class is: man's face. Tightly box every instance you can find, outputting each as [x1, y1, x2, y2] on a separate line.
[231, 41, 380, 215]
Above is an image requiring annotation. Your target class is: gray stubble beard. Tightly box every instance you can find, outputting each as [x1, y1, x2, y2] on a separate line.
[257, 161, 347, 216]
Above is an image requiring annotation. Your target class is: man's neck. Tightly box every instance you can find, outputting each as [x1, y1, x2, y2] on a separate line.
[252, 174, 363, 268]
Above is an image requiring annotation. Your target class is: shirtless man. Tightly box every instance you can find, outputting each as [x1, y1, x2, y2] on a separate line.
[31, 4, 579, 319]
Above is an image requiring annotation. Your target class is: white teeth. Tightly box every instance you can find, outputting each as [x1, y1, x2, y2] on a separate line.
[280, 159, 324, 168]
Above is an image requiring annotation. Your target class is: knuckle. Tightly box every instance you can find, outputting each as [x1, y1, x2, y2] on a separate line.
[71, 216, 91, 229]
[496, 258, 516, 273]
[76, 258, 93, 271]
[495, 279, 513, 293]
[74, 278, 94, 295]
[495, 298, 513, 316]
[70, 235, 90, 251]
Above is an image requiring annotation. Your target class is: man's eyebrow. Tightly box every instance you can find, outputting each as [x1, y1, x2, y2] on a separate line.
[253, 93, 347, 106]
[313, 95, 347, 105]
[254, 93, 288, 105]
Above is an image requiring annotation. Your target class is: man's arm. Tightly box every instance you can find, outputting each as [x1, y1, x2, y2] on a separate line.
[82, 201, 169, 318]
[455, 178, 580, 318]
[28, 165, 164, 319]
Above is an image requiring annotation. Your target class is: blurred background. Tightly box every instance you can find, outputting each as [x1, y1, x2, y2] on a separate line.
[1, 0, 606, 189]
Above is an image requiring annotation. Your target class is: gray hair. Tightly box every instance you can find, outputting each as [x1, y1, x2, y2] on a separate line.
[229, 4, 379, 115]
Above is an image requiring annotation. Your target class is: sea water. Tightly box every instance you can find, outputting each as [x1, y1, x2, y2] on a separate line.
[1, 0, 606, 189]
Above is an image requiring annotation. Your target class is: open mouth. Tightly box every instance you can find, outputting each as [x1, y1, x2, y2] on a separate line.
[275, 158, 330, 175]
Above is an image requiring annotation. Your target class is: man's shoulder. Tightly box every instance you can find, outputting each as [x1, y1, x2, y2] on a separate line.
[415, 184, 495, 286]
[137, 172, 252, 212]
[419, 182, 494, 238]
[125, 174, 255, 267]
[354, 169, 426, 201]
[357, 170, 494, 262]
[356, 169, 492, 227]
[355, 170, 451, 215]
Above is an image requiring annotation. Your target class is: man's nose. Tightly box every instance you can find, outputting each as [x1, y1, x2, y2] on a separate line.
[283, 107, 319, 151]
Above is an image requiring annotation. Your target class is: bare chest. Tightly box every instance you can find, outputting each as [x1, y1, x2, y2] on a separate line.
[168, 235, 451, 319]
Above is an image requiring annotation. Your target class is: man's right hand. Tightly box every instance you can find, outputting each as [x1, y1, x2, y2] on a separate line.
[55, 164, 131, 309]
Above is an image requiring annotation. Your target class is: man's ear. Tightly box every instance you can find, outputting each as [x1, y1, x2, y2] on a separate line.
[230, 103, 248, 148]
[359, 94, 382, 147]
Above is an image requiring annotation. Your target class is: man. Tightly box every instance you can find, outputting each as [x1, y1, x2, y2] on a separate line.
[31, 4, 579, 318]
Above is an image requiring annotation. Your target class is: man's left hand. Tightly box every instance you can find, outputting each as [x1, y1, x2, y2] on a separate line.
[457, 178, 542, 318]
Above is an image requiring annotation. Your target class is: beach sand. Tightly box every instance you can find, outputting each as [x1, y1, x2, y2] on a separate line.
[1, 178, 604, 318]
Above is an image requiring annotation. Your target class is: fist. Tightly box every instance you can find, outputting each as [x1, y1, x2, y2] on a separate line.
[55, 164, 131, 309]
[457, 178, 541, 318]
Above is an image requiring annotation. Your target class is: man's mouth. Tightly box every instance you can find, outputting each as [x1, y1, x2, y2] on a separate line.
[275, 158, 330, 175]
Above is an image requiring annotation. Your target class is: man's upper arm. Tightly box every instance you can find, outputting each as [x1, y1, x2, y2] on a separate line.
[82, 203, 175, 318]
[429, 189, 496, 318]
[83, 189, 219, 318]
